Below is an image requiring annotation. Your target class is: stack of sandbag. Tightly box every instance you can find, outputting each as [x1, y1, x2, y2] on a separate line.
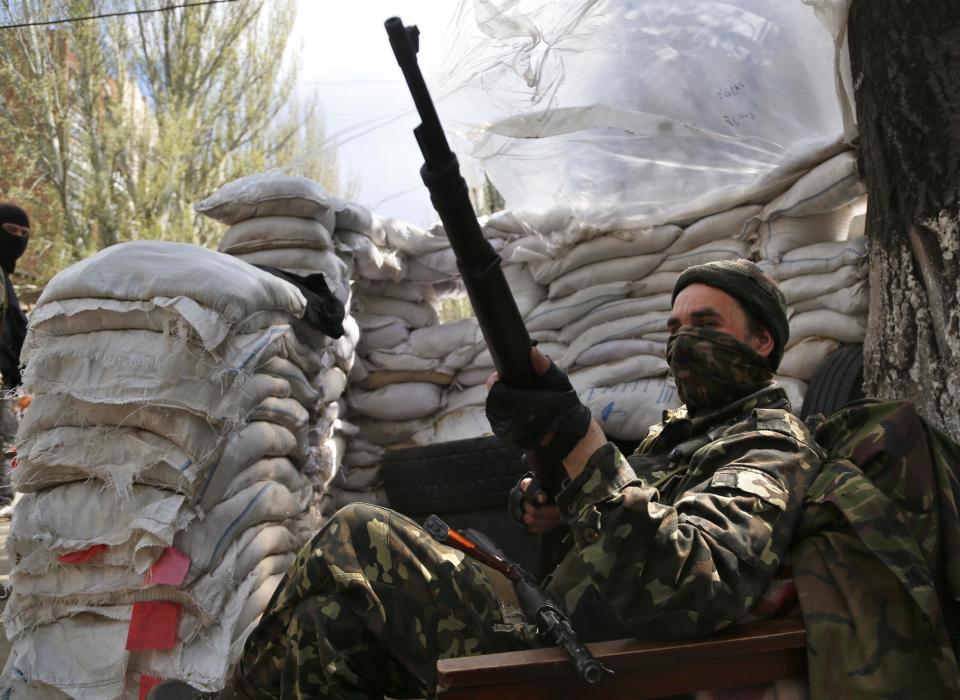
[752, 150, 869, 405]
[203, 175, 354, 522]
[336, 217, 461, 498]
[1, 241, 319, 698]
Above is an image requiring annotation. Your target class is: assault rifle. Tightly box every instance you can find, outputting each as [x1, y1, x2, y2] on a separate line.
[385, 16, 569, 577]
[424, 514, 614, 686]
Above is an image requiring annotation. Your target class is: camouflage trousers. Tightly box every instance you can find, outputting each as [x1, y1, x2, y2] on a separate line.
[238, 503, 534, 699]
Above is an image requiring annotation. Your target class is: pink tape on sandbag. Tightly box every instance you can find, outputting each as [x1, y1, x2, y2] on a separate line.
[145, 546, 190, 587]
[126, 601, 179, 650]
[139, 675, 161, 700]
[58, 543, 107, 563]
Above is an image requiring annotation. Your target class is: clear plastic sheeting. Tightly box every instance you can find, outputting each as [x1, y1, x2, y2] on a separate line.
[434, 0, 847, 231]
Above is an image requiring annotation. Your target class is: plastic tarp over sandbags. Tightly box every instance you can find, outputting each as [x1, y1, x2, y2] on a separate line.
[433, 0, 845, 232]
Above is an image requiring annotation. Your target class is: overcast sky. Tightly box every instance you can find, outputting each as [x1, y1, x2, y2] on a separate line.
[290, 1, 462, 229]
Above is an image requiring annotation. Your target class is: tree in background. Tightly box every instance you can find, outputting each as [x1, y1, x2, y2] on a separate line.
[0, 0, 346, 285]
[849, 0, 960, 436]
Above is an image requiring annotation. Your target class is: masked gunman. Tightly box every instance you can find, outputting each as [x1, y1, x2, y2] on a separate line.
[152, 259, 822, 700]
[0, 204, 29, 391]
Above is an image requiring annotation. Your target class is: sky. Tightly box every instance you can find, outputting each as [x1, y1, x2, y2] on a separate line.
[290, 1, 463, 229]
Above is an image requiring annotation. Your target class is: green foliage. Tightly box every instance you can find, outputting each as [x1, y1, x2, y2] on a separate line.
[0, 0, 346, 284]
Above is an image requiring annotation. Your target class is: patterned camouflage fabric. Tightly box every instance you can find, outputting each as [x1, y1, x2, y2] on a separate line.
[233, 382, 820, 698]
[792, 399, 960, 698]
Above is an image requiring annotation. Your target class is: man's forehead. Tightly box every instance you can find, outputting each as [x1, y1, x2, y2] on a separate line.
[671, 283, 741, 312]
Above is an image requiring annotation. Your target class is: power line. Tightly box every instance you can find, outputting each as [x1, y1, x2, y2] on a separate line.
[0, 0, 241, 30]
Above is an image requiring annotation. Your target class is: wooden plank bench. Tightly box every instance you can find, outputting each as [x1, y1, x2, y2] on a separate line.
[436, 618, 806, 699]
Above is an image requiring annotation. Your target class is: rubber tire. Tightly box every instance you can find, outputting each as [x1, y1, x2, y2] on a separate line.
[800, 343, 865, 420]
[382, 436, 525, 514]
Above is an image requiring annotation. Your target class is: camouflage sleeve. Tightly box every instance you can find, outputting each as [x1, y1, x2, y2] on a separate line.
[552, 413, 820, 640]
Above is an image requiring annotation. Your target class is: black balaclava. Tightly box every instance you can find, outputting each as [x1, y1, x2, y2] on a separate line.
[0, 204, 30, 274]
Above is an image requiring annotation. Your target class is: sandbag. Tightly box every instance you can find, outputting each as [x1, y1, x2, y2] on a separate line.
[380, 216, 449, 255]
[527, 225, 681, 284]
[357, 369, 454, 390]
[778, 337, 841, 382]
[364, 350, 449, 373]
[560, 297, 671, 344]
[789, 281, 868, 316]
[776, 264, 864, 304]
[218, 216, 333, 255]
[258, 356, 320, 408]
[575, 339, 667, 368]
[195, 173, 336, 230]
[353, 415, 436, 447]
[356, 317, 410, 353]
[248, 396, 310, 444]
[665, 205, 762, 254]
[332, 198, 374, 237]
[503, 263, 546, 318]
[407, 318, 481, 358]
[658, 238, 750, 272]
[346, 382, 445, 421]
[37, 241, 305, 324]
[569, 354, 669, 392]
[756, 206, 854, 262]
[623, 269, 681, 299]
[760, 150, 865, 219]
[361, 280, 433, 303]
[335, 231, 406, 281]
[233, 248, 348, 286]
[758, 237, 867, 280]
[580, 377, 681, 441]
[356, 295, 439, 329]
[787, 309, 866, 347]
[775, 376, 808, 416]
[444, 383, 489, 413]
[526, 281, 633, 332]
[415, 405, 493, 444]
[560, 312, 668, 368]
[547, 250, 665, 299]
[456, 367, 493, 387]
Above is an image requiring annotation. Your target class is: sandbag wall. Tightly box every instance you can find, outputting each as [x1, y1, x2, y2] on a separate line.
[205, 174, 359, 524]
[369, 149, 868, 447]
[1, 242, 321, 698]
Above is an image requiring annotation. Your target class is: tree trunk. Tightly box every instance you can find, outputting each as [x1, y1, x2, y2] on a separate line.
[848, 0, 960, 437]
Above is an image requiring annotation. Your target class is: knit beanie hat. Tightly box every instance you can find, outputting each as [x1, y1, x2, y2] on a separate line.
[672, 258, 789, 371]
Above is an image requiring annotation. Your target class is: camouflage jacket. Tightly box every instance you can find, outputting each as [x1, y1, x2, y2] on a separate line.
[545, 384, 822, 642]
[792, 400, 960, 698]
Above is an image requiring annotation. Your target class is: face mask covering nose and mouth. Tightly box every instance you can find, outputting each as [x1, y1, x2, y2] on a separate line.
[666, 326, 774, 415]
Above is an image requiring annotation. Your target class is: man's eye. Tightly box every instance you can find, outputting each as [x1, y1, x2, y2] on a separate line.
[698, 320, 716, 328]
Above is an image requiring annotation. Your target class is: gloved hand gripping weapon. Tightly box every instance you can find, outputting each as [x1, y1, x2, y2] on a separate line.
[424, 514, 614, 686]
[385, 17, 568, 575]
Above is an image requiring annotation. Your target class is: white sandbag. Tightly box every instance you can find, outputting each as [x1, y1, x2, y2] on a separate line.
[336, 464, 383, 490]
[658, 238, 750, 272]
[361, 280, 432, 303]
[415, 239, 502, 277]
[444, 383, 489, 413]
[760, 150, 865, 219]
[358, 369, 454, 389]
[758, 237, 868, 280]
[354, 415, 435, 447]
[259, 356, 320, 408]
[499, 234, 553, 265]
[560, 312, 668, 369]
[332, 315, 360, 372]
[37, 240, 305, 323]
[787, 309, 866, 347]
[346, 382, 445, 421]
[778, 337, 841, 382]
[405, 259, 461, 283]
[789, 281, 868, 316]
[503, 263, 546, 318]
[314, 366, 348, 404]
[177, 480, 310, 579]
[666, 205, 763, 254]
[776, 264, 864, 304]
[559, 299, 670, 344]
[221, 458, 309, 503]
[332, 197, 374, 237]
[547, 251, 665, 300]
[13, 426, 202, 496]
[381, 216, 449, 255]
[623, 269, 681, 298]
[580, 377, 681, 441]
[466, 341, 567, 371]
[335, 231, 406, 281]
[197, 422, 303, 511]
[408, 318, 481, 358]
[456, 367, 492, 387]
[775, 376, 808, 416]
[569, 355, 669, 392]
[527, 225, 681, 284]
[356, 318, 410, 353]
[417, 405, 493, 444]
[219, 216, 333, 255]
[756, 206, 854, 262]
[364, 350, 447, 373]
[234, 572, 287, 642]
[848, 213, 865, 238]
[23, 330, 296, 424]
[195, 173, 336, 229]
[17, 393, 223, 463]
[11, 483, 191, 575]
[249, 395, 310, 443]
[575, 339, 667, 368]
[357, 295, 439, 329]
[25, 297, 288, 357]
[233, 248, 348, 285]
[526, 281, 633, 332]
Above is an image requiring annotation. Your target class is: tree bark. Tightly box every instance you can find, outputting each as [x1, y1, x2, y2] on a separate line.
[848, 0, 960, 436]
